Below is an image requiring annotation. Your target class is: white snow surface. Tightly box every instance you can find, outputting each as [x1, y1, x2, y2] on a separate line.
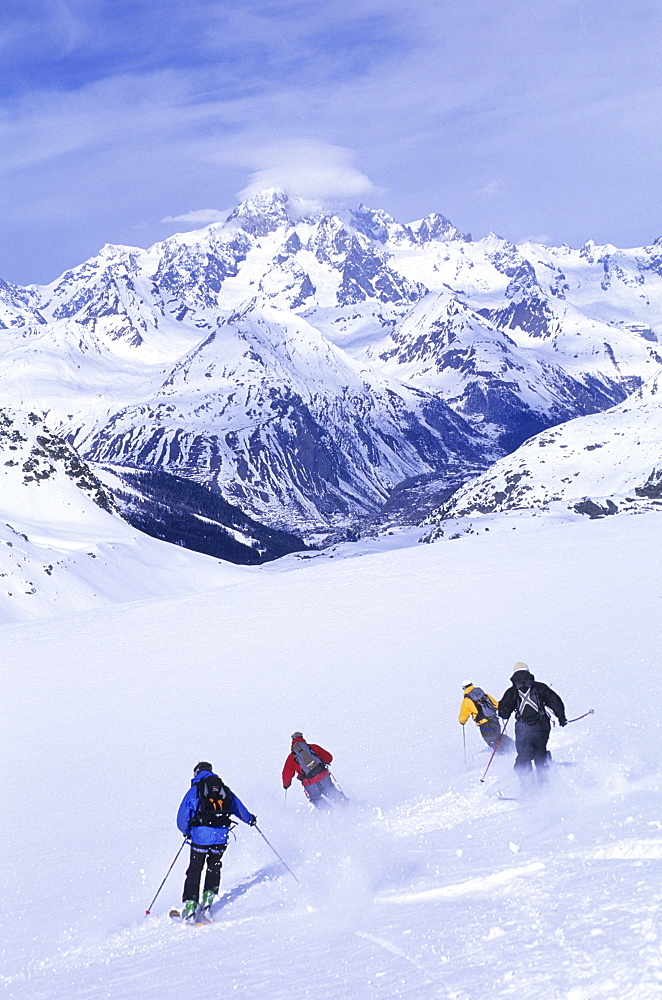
[425, 369, 662, 526]
[1, 512, 661, 999]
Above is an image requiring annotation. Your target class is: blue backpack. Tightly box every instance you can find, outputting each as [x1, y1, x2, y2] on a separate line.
[467, 687, 497, 722]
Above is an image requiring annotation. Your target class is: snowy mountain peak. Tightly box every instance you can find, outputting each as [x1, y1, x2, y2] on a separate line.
[0, 276, 45, 328]
[349, 205, 412, 245]
[409, 212, 471, 244]
[225, 188, 294, 236]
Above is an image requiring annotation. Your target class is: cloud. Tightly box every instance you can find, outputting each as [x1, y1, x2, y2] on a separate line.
[161, 208, 229, 224]
[236, 142, 378, 203]
[520, 234, 551, 246]
[477, 180, 503, 199]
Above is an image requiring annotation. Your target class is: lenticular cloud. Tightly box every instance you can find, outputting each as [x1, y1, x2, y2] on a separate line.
[238, 141, 377, 204]
[161, 209, 229, 224]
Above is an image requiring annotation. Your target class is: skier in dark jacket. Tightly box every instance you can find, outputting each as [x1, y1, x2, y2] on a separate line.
[498, 664, 567, 789]
[177, 761, 256, 920]
[282, 732, 346, 809]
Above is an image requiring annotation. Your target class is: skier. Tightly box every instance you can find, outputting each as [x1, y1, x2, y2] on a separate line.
[498, 664, 567, 789]
[458, 681, 515, 753]
[176, 761, 256, 921]
[282, 732, 346, 809]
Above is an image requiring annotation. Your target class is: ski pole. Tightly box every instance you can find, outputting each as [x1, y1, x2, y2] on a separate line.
[284, 787, 288, 811]
[479, 719, 509, 783]
[329, 771, 346, 797]
[145, 838, 188, 916]
[254, 825, 301, 885]
[462, 725, 467, 765]
[566, 709, 595, 724]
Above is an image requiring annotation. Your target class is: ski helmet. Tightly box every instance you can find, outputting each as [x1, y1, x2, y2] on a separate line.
[194, 761, 213, 775]
[511, 664, 535, 683]
[461, 680, 473, 690]
[291, 731, 304, 740]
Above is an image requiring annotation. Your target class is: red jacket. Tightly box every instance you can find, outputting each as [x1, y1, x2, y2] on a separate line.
[282, 742, 333, 788]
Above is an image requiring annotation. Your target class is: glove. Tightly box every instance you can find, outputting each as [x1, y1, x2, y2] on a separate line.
[249, 814, 257, 827]
[559, 718, 567, 727]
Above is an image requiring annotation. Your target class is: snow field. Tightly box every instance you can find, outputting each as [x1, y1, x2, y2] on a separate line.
[1, 512, 661, 998]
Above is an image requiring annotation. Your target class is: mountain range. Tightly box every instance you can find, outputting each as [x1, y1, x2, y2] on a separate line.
[1, 188, 661, 550]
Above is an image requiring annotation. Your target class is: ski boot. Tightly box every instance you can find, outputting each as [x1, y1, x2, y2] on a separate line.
[181, 899, 198, 921]
[201, 889, 216, 921]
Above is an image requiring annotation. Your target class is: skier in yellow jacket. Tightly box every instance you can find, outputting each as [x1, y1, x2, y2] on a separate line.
[459, 682, 515, 753]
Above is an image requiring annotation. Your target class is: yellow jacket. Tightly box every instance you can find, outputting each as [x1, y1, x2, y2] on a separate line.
[458, 685, 499, 726]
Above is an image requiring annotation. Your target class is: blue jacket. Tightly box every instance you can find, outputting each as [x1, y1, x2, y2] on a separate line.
[177, 770, 254, 846]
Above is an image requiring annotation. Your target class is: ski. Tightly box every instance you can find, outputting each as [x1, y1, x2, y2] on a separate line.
[497, 792, 520, 801]
[169, 907, 213, 926]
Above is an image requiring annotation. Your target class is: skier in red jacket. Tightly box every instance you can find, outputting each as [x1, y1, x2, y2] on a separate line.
[282, 732, 346, 809]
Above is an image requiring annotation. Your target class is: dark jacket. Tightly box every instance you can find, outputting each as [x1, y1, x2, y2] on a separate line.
[177, 770, 253, 846]
[498, 669, 566, 726]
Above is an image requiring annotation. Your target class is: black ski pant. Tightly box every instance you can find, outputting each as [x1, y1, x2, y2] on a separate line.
[182, 843, 227, 903]
[479, 717, 515, 754]
[514, 720, 551, 782]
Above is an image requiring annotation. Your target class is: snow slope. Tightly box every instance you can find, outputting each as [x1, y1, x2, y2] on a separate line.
[425, 370, 662, 528]
[1, 511, 660, 999]
[0, 408, 247, 622]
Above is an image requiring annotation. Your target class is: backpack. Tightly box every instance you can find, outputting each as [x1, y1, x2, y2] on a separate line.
[291, 740, 326, 781]
[515, 682, 548, 725]
[467, 687, 497, 722]
[192, 774, 232, 828]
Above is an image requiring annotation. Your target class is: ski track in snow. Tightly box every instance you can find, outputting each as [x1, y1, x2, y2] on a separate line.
[1, 513, 661, 999]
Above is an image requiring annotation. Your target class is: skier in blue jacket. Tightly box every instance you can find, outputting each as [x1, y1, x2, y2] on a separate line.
[177, 761, 256, 920]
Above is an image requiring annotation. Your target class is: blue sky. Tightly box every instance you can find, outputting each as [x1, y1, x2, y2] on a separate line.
[2, 0, 662, 283]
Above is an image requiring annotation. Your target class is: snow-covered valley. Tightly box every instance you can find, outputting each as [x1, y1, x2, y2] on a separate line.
[1, 511, 660, 999]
